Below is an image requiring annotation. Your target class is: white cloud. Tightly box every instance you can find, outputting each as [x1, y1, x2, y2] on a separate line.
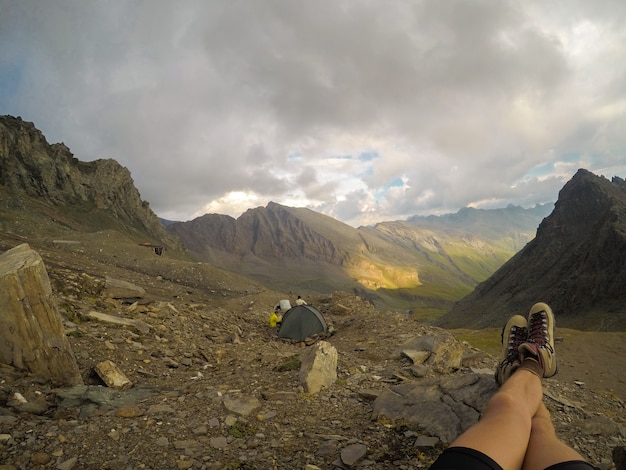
[1, 0, 625, 227]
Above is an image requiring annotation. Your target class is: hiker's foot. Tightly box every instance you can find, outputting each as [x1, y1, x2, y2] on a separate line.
[495, 315, 528, 385]
[519, 302, 557, 378]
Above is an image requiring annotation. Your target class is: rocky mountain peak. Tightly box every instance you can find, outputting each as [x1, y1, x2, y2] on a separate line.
[438, 169, 626, 330]
[0, 115, 179, 248]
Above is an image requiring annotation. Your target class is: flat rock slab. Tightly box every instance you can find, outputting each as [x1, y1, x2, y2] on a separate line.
[86, 311, 151, 334]
[104, 276, 146, 299]
[53, 385, 159, 418]
[371, 372, 497, 443]
[223, 396, 261, 416]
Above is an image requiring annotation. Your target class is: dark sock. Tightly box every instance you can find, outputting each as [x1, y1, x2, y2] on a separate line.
[519, 357, 543, 378]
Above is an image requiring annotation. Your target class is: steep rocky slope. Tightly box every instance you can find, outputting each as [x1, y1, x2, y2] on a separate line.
[0, 115, 180, 250]
[438, 169, 626, 331]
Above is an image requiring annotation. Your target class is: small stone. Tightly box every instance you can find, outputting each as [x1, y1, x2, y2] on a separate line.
[210, 436, 229, 449]
[340, 443, 367, 467]
[414, 435, 440, 448]
[192, 425, 208, 436]
[116, 406, 143, 418]
[56, 456, 78, 470]
[31, 452, 51, 465]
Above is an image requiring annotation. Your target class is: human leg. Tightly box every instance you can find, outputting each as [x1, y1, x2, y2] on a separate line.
[431, 303, 592, 470]
[431, 314, 541, 470]
[522, 402, 590, 470]
[446, 369, 543, 470]
[518, 303, 591, 469]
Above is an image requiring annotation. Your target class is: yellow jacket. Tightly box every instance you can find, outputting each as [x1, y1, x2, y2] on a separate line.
[269, 312, 281, 328]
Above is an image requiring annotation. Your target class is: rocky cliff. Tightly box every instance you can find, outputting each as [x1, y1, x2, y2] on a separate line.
[0, 115, 179, 249]
[438, 169, 626, 330]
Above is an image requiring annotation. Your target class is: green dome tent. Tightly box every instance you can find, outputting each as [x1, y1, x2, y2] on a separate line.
[277, 305, 328, 342]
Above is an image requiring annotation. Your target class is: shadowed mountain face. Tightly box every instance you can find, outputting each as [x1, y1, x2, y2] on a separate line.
[437, 169, 626, 331]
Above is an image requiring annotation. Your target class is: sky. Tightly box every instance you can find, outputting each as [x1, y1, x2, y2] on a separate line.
[1, 1, 625, 227]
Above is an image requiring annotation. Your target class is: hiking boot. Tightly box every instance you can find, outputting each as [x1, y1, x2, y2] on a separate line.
[495, 315, 528, 385]
[519, 302, 557, 378]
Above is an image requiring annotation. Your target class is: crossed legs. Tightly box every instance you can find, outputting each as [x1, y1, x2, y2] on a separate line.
[430, 303, 590, 470]
[449, 369, 585, 470]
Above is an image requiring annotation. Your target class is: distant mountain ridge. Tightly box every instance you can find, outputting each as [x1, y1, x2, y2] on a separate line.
[437, 169, 626, 330]
[168, 201, 550, 314]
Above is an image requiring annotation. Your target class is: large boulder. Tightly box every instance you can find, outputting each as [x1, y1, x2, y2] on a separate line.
[371, 373, 497, 443]
[299, 341, 338, 394]
[0, 244, 83, 386]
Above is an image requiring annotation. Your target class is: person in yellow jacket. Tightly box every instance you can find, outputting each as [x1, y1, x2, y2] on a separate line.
[268, 310, 282, 328]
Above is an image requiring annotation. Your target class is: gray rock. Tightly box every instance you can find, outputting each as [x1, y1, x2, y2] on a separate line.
[371, 373, 496, 443]
[576, 416, 621, 436]
[56, 457, 78, 470]
[401, 349, 430, 365]
[223, 396, 260, 416]
[85, 311, 151, 335]
[398, 332, 465, 373]
[340, 443, 367, 467]
[210, 436, 229, 449]
[410, 364, 429, 378]
[103, 276, 146, 299]
[316, 439, 339, 457]
[54, 385, 157, 418]
[414, 435, 440, 448]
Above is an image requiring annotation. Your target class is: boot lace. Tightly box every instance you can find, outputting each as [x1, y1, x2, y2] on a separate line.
[505, 325, 527, 362]
[527, 311, 554, 353]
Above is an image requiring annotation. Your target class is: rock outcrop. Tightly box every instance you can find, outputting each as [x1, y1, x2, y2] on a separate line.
[371, 373, 496, 443]
[0, 244, 82, 386]
[0, 115, 180, 249]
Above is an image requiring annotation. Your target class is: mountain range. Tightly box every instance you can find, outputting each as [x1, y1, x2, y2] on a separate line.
[2, 115, 625, 330]
[166, 202, 550, 316]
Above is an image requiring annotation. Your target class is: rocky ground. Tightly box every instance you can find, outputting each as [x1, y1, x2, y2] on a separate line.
[0, 232, 625, 469]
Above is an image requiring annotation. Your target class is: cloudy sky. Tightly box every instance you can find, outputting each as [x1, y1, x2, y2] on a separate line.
[1, 1, 625, 226]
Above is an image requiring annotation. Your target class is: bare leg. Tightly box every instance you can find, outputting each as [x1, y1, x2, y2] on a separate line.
[522, 401, 586, 470]
[450, 369, 543, 470]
